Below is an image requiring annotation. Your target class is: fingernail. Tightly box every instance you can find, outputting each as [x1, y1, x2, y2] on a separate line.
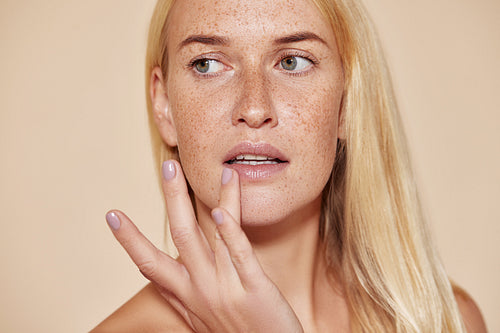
[106, 212, 120, 230]
[211, 210, 224, 225]
[221, 168, 232, 185]
[162, 160, 176, 181]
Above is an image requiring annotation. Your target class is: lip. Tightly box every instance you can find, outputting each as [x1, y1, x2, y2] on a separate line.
[223, 142, 289, 181]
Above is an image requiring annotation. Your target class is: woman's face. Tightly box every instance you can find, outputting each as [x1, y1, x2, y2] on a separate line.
[162, 0, 344, 225]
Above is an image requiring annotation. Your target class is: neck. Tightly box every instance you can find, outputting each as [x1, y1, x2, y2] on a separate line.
[241, 198, 324, 300]
[196, 196, 348, 331]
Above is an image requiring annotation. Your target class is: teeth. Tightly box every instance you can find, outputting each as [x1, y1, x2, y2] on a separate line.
[234, 160, 279, 165]
[228, 154, 283, 165]
[235, 154, 272, 161]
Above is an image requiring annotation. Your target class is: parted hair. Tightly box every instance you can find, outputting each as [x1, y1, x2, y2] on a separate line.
[145, 0, 466, 331]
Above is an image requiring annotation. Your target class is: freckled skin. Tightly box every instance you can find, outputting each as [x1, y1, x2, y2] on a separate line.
[165, 0, 344, 226]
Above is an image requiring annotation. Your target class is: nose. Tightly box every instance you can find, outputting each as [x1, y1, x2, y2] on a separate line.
[231, 70, 278, 128]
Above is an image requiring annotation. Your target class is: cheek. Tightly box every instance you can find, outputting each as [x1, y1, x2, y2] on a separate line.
[283, 82, 341, 162]
[299, 112, 338, 187]
[168, 83, 231, 207]
[167, 68, 343, 216]
[169, 72, 232, 148]
[169, 75, 225, 154]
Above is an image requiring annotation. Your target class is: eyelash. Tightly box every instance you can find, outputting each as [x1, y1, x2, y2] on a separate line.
[186, 51, 319, 78]
[277, 50, 318, 77]
[187, 54, 227, 78]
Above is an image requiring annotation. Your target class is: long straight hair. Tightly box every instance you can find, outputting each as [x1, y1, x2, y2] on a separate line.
[145, 0, 466, 331]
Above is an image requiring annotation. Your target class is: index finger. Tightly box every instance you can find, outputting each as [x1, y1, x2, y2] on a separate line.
[218, 168, 241, 223]
[105, 210, 189, 298]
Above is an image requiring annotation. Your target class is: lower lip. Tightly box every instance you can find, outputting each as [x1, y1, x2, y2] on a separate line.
[224, 162, 288, 181]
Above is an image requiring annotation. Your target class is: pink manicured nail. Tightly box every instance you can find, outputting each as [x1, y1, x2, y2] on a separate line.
[212, 210, 224, 225]
[221, 168, 232, 185]
[162, 161, 176, 181]
[106, 212, 120, 230]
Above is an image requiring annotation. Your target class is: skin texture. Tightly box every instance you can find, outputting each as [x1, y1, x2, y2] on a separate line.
[150, 0, 348, 329]
[99, 166, 307, 332]
[91, 0, 488, 332]
[92, 0, 350, 331]
[161, 0, 344, 228]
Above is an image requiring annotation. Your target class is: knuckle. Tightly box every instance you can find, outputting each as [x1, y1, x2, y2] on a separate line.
[137, 257, 158, 280]
[230, 246, 253, 267]
[218, 219, 242, 243]
[164, 183, 188, 199]
[222, 223, 240, 240]
[242, 267, 261, 284]
[120, 236, 145, 258]
[170, 227, 193, 248]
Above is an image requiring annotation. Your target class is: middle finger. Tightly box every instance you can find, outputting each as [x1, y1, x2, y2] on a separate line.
[161, 160, 214, 276]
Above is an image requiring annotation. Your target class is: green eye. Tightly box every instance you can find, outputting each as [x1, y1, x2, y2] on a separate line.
[195, 59, 210, 73]
[281, 57, 298, 70]
[193, 59, 225, 74]
[280, 56, 312, 71]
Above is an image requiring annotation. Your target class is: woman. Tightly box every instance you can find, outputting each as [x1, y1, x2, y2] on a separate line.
[92, 0, 487, 331]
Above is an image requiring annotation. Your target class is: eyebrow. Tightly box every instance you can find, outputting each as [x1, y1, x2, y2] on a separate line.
[273, 32, 328, 47]
[178, 35, 230, 50]
[177, 31, 328, 51]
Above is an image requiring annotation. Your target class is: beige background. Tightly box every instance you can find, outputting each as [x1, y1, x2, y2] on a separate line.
[0, 0, 498, 332]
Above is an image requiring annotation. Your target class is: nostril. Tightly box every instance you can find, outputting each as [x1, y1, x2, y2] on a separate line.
[238, 117, 272, 124]
[234, 112, 276, 128]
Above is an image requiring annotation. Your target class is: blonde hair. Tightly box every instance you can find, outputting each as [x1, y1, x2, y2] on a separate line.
[145, 0, 466, 331]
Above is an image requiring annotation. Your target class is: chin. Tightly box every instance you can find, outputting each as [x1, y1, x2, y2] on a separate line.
[239, 188, 321, 228]
[239, 208, 285, 226]
[239, 187, 291, 225]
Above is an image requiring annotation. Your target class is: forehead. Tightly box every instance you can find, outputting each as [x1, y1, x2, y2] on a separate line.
[167, 0, 335, 47]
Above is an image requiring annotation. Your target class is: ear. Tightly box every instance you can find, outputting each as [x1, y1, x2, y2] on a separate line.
[150, 67, 178, 147]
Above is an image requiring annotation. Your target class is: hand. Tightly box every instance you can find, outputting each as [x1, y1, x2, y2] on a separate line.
[105, 160, 304, 333]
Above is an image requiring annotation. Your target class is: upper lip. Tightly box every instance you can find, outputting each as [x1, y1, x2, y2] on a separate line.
[223, 142, 288, 164]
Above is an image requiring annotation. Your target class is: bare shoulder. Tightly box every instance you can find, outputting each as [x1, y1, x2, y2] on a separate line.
[90, 283, 193, 333]
[453, 284, 488, 333]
